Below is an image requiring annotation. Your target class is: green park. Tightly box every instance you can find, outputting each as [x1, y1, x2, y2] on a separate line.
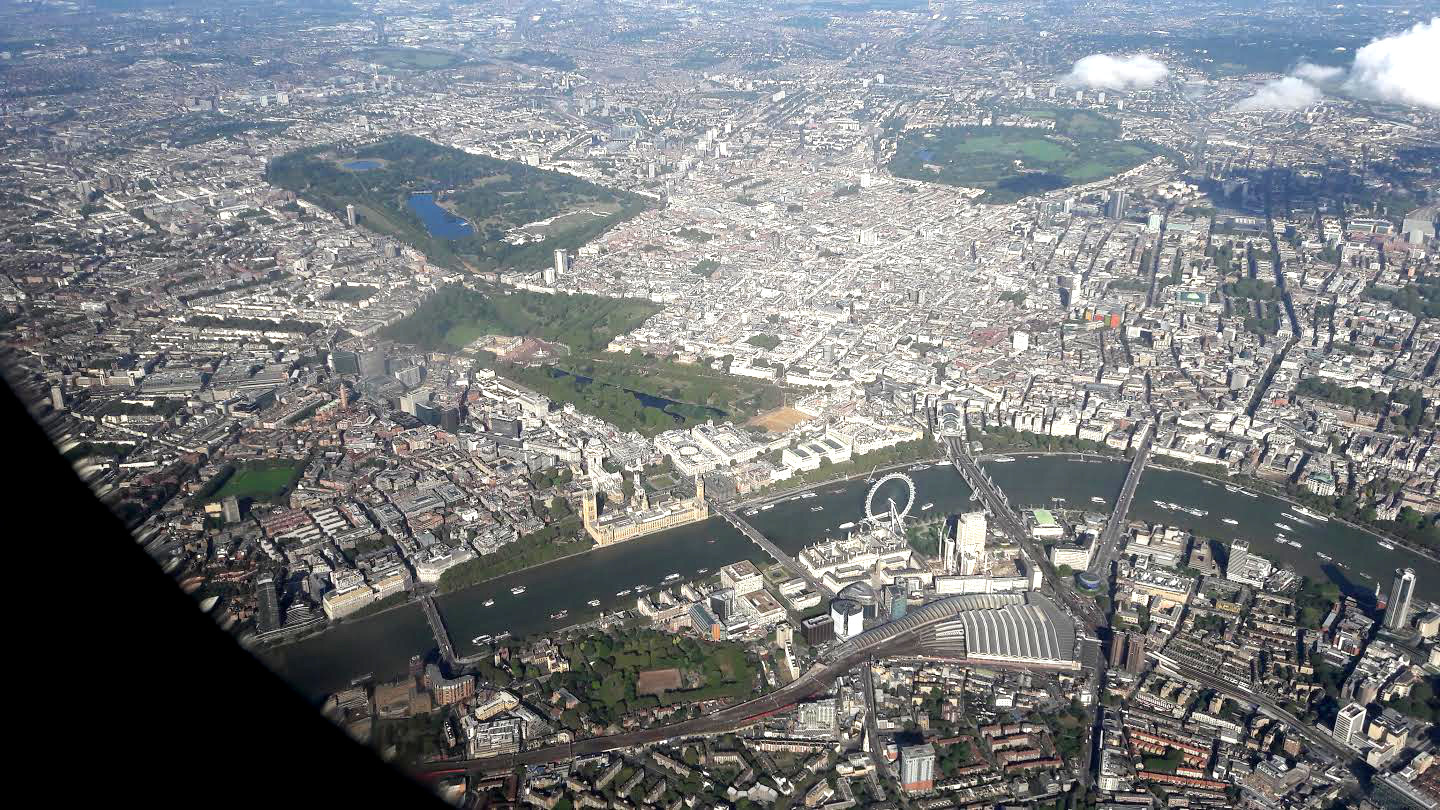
[888, 114, 1160, 203]
[383, 284, 790, 436]
[265, 135, 653, 271]
[361, 47, 465, 70]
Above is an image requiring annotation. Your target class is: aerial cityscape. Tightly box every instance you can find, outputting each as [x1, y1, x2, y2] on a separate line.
[4, 0, 1440, 807]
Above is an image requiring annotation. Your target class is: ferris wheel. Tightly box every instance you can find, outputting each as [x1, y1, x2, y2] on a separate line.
[865, 472, 916, 525]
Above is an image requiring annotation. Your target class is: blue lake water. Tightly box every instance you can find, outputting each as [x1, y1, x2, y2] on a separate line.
[343, 159, 383, 171]
[407, 193, 475, 239]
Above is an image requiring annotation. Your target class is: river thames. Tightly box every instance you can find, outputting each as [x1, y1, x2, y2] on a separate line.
[262, 454, 1439, 700]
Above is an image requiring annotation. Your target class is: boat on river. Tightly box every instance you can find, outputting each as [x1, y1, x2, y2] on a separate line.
[1183, 507, 1208, 517]
[510, 586, 527, 595]
[1377, 541, 1396, 551]
[1291, 505, 1329, 522]
[992, 456, 1016, 463]
[810, 506, 824, 512]
[837, 521, 856, 530]
[1222, 518, 1239, 526]
[587, 599, 601, 607]
[1317, 553, 1332, 561]
[472, 634, 492, 645]
[921, 502, 934, 511]
[483, 598, 495, 607]
[1091, 497, 1106, 504]
[1274, 522, 1294, 532]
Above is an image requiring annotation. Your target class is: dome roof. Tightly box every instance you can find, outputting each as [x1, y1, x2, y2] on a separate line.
[837, 581, 877, 605]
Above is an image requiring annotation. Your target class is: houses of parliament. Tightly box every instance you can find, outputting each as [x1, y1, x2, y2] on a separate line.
[581, 473, 710, 546]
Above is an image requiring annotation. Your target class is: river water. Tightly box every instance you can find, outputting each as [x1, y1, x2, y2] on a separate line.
[261, 455, 1439, 700]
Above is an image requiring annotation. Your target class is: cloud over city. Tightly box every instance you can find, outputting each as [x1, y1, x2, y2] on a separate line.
[1344, 16, 1440, 110]
[1060, 54, 1169, 90]
[1291, 61, 1344, 84]
[1234, 76, 1325, 111]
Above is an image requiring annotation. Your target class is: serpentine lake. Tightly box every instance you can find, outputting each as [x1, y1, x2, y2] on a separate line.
[262, 454, 1439, 701]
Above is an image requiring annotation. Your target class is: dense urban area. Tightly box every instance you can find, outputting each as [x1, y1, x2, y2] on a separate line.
[3, 0, 1440, 809]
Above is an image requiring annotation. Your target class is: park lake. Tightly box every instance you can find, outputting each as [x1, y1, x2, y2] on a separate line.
[407, 193, 475, 239]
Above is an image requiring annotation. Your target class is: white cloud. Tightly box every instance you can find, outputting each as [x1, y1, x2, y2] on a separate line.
[1235, 76, 1324, 111]
[1292, 61, 1344, 84]
[1061, 54, 1169, 90]
[1344, 16, 1440, 109]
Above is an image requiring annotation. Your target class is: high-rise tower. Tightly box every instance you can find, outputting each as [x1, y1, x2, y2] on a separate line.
[1385, 568, 1417, 632]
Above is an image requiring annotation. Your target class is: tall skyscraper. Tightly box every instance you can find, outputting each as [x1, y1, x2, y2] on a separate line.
[900, 743, 936, 793]
[957, 511, 987, 575]
[940, 520, 957, 574]
[1226, 540, 1250, 582]
[1124, 631, 1146, 674]
[1107, 189, 1128, 220]
[1333, 702, 1367, 748]
[553, 248, 568, 276]
[1385, 568, 1417, 632]
[346, 203, 357, 227]
[1108, 633, 1127, 669]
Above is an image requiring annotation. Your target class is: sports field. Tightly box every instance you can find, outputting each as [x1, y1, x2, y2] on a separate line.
[213, 460, 304, 501]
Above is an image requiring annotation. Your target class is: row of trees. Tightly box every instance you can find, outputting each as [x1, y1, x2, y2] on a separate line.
[1295, 377, 1427, 419]
[435, 517, 586, 593]
[1365, 277, 1440, 319]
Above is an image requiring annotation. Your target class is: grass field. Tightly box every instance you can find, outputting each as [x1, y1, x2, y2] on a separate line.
[889, 124, 1158, 203]
[214, 461, 304, 501]
[560, 352, 788, 424]
[383, 284, 660, 353]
